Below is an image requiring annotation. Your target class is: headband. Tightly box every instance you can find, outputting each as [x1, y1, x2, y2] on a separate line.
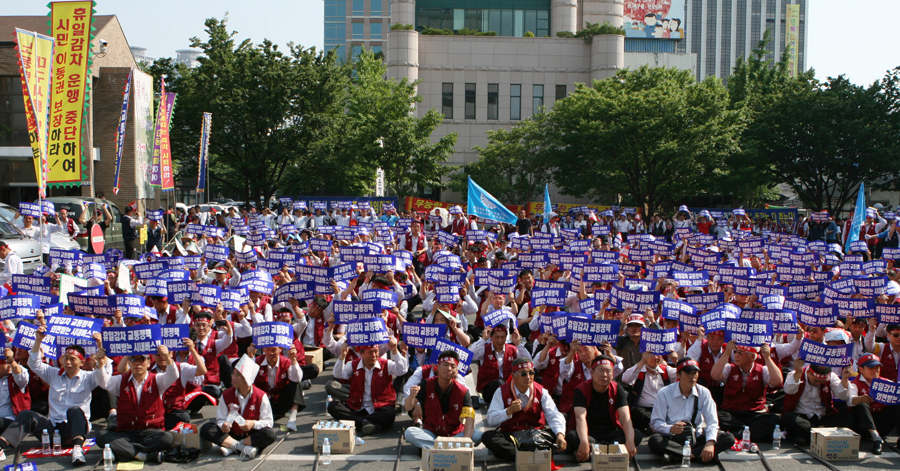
[65, 348, 85, 361]
[676, 359, 699, 373]
[439, 356, 460, 366]
[735, 345, 759, 355]
[355, 345, 376, 353]
[492, 324, 508, 333]
[512, 361, 534, 372]
[806, 368, 828, 381]
[591, 358, 614, 370]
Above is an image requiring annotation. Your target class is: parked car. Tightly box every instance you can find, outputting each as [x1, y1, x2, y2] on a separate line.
[39, 197, 126, 251]
[0, 203, 42, 274]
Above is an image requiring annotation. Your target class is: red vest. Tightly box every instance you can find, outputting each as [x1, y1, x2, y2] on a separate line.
[539, 347, 565, 393]
[451, 218, 467, 236]
[697, 341, 720, 386]
[291, 337, 307, 365]
[851, 377, 886, 413]
[117, 372, 166, 431]
[782, 370, 838, 418]
[476, 344, 519, 392]
[222, 386, 266, 439]
[722, 363, 767, 411]
[879, 346, 900, 382]
[220, 320, 239, 359]
[422, 376, 467, 437]
[307, 315, 326, 347]
[164, 304, 178, 325]
[3, 374, 30, 416]
[346, 358, 396, 411]
[498, 381, 546, 433]
[575, 380, 622, 430]
[559, 359, 588, 414]
[404, 233, 427, 262]
[159, 363, 185, 412]
[191, 332, 222, 385]
[255, 355, 291, 399]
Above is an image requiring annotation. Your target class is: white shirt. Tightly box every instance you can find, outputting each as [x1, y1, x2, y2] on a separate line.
[98, 361, 180, 402]
[28, 350, 103, 426]
[262, 357, 303, 388]
[195, 331, 233, 358]
[470, 338, 531, 373]
[401, 365, 467, 400]
[215, 386, 274, 430]
[486, 382, 566, 435]
[783, 371, 850, 418]
[0, 370, 30, 420]
[622, 363, 678, 408]
[650, 382, 720, 443]
[0, 251, 23, 285]
[333, 355, 409, 414]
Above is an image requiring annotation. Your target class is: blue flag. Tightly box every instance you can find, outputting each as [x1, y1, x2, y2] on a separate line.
[467, 176, 517, 225]
[544, 183, 552, 221]
[845, 182, 866, 252]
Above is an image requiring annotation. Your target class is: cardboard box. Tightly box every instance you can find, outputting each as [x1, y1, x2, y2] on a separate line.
[592, 443, 629, 471]
[168, 430, 212, 452]
[313, 420, 355, 454]
[515, 449, 552, 471]
[422, 437, 474, 471]
[810, 427, 860, 461]
[305, 347, 324, 373]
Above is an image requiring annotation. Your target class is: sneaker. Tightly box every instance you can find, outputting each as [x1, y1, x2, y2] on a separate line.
[107, 413, 118, 430]
[872, 440, 884, 455]
[220, 446, 234, 457]
[359, 421, 378, 436]
[660, 453, 671, 465]
[0, 449, 6, 462]
[287, 421, 297, 432]
[148, 451, 164, 463]
[71, 446, 86, 466]
[240, 446, 258, 459]
[301, 380, 312, 390]
[413, 419, 423, 428]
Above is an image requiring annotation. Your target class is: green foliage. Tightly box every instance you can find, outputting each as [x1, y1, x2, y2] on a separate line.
[543, 66, 744, 214]
[524, 31, 535, 38]
[556, 31, 576, 38]
[575, 22, 626, 43]
[420, 27, 497, 36]
[390, 23, 414, 31]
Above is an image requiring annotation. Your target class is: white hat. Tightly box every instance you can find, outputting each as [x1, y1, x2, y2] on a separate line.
[887, 281, 900, 296]
[627, 284, 647, 292]
[233, 354, 260, 385]
[824, 329, 849, 344]
[626, 314, 645, 325]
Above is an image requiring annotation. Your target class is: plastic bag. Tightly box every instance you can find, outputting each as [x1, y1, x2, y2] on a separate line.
[511, 428, 557, 451]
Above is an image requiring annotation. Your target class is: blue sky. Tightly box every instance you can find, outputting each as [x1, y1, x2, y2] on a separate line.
[6, 0, 899, 87]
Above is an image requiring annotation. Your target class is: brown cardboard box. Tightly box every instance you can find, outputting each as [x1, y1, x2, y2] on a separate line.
[305, 347, 324, 373]
[313, 420, 355, 454]
[592, 443, 630, 471]
[515, 449, 552, 471]
[422, 437, 475, 471]
[810, 427, 860, 461]
[168, 430, 212, 452]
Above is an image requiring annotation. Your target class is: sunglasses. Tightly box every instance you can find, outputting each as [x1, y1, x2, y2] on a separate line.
[514, 371, 536, 377]
[891, 333, 900, 338]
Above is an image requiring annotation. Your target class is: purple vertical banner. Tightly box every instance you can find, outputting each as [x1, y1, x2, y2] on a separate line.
[197, 112, 211, 193]
[112, 67, 133, 195]
[149, 80, 166, 187]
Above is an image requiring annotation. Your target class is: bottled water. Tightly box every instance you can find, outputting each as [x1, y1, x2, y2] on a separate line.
[355, 436, 365, 445]
[326, 395, 333, 412]
[322, 438, 332, 466]
[53, 429, 62, 454]
[225, 404, 243, 426]
[772, 425, 781, 450]
[593, 444, 600, 455]
[742, 426, 751, 451]
[437, 442, 443, 450]
[681, 440, 690, 468]
[41, 429, 50, 454]
[104, 444, 115, 471]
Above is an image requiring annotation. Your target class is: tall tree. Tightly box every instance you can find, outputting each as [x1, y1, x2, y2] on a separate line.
[339, 51, 457, 199]
[544, 66, 744, 214]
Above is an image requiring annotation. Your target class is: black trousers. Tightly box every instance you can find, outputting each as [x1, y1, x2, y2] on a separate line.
[1, 408, 89, 448]
[481, 379, 504, 408]
[199, 423, 276, 451]
[301, 364, 320, 381]
[325, 381, 349, 403]
[164, 410, 192, 432]
[630, 406, 653, 433]
[648, 431, 736, 461]
[784, 412, 855, 444]
[717, 410, 781, 443]
[0, 418, 15, 436]
[271, 381, 307, 419]
[327, 401, 395, 433]
[219, 355, 234, 389]
[484, 428, 574, 461]
[97, 428, 174, 461]
[564, 428, 644, 456]
[851, 403, 900, 438]
[186, 385, 223, 415]
[124, 238, 137, 260]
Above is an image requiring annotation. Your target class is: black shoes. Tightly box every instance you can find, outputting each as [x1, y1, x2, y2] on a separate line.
[872, 440, 884, 455]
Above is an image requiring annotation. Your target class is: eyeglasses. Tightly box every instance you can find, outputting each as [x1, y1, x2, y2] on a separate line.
[891, 333, 900, 338]
[515, 371, 536, 377]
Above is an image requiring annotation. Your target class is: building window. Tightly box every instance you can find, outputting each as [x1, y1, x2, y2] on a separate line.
[352, 0, 365, 16]
[324, 0, 346, 20]
[465, 83, 476, 119]
[370, 22, 383, 39]
[556, 85, 566, 100]
[371, 45, 382, 56]
[351, 46, 363, 60]
[371, 0, 383, 15]
[324, 23, 346, 42]
[352, 23, 365, 39]
[0, 77, 28, 146]
[510, 84, 521, 120]
[442, 83, 454, 119]
[533, 85, 544, 114]
[487, 84, 499, 120]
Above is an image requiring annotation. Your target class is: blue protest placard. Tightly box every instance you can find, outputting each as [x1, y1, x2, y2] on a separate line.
[252, 322, 294, 349]
[18, 202, 41, 217]
[876, 304, 900, 325]
[345, 318, 390, 346]
[234, 248, 258, 264]
[532, 288, 567, 308]
[309, 238, 333, 253]
[239, 271, 275, 294]
[869, 378, 900, 406]
[581, 264, 619, 283]
[158, 269, 190, 281]
[333, 301, 380, 324]
[488, 274, 516, 295]
[361, 289, 398, 310]
[12, 322, 57, 359]
[67, 292, 113, 317]
[830, 297, 875, 319]
[591, 250, 618, 263]
[193, 284, 222, 308]
[518, 253, 550, 269]
[855, 276, 887, 297]
[0, 295, 42, 321]
[435, 231, 459, 248]
[565, 318, 620, 346]
[273, 281, 313, 305]
[166, 281, 198, 304]
[42, 303, 64, 318]
[46, 315, 103, 340]
[798, 338, 852, 367]
[474, 268, 507, 287]
[110, 294, 149, 318]
[132, 261, 170, 280]
[615, 262, 641, 277]
[701, 303, 741, 332]
[102, 325, 162, 356]
[483, 308, 517, 328]
[11, 275, 52, 294]
[425, 338, 474, 374]
[660, 298, 696, 322]
[434, 284, 461, 304]
[610, 285, 659, 312]
[670, 270, 709, 289]
[741, 309, 797, 334]
[161, 324, 190, 352]
[49, 248, 82, 269]
[786, 299, 837, 328]
[639, 328, 679, 355]
[724, 319, 773, 347]
[401, 323, 448, 349]
[221, 288, 249, 312]
[205, 245, 230, 263]
[182, 255, 202, 271]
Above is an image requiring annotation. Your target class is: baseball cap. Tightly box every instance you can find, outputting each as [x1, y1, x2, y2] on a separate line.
[858, 353, 882, 368]
[626, 314, 644, 325]
[676, 357, 700, 374]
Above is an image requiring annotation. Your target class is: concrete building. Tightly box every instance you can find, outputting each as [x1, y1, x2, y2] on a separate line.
[175, 49, 202, 69]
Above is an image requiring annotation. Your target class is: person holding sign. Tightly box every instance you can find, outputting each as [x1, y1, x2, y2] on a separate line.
[200, 355, 276, 460]
[710, 341, 783, 443]
[484, 357, 567, 460]
[864, 321, 900, 383]
[622, 352, 677, 434]
[202, 260, 241, 289]
[329, 336, 408, 435]
[246, 343, 305, 432]
[558, 341, 610, 415]
[782, 360, 853, 447]
[567, 355, 640, 462]
[614, 313, 647, 379]
[0, 347, 31, 451]
[847, 353, 890, 455]
[0, 242, 23, 288]
[0, 330, 104, 465]
[94, 344, 179, 464]
[686, 328, 727, 405]
[148, 338, 207, 431]
[404, 350, 481, 449]
[185, 310, 234, 414]
[471, 324, 529, 406]
[648, 357, 736, 465]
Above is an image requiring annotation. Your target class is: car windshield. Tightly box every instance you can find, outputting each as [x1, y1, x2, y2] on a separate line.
[0, 207, 24, 239]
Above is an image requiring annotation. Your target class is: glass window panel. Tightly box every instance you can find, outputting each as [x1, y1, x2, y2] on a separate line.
[353, 23, 365, 39]
[501, 10, 513, 37]
[371, 0, 382, 15]
[488, 84, 499, 120]
[371, 45, 382, 55]
[514, 10, 524, 36]
[556, 84, 567, 100]
[465, 9, 480, 31]
[351, 46, 362, 60]
[511, 84, 521, 121]
[525, 10, 537, 35]
[490, 9, 501, 34]
[533, 84, 544, 114]
[371, 22, 383, 39]
[454, 9, 465, 30]
[442, 83, 454, 119]
[465, 83, 476, 119]
[352, 0, 364, 15]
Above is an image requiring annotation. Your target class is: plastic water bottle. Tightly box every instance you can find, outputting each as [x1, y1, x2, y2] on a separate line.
[681, 440, 690, 468]
[593, 444, 600, 455]
[53, 429, 62, 454]
[741, 426, 750, 451]
[355, 436, 365, 445]
[772, 425, 781, 450]
[104, 444, 114, 470]
[321, 438, 332, 466]
[326, 395, 333, 412]
[225, 403, 240, 425]
[437, 441, 443, 450]
[41, 429, 50, 454]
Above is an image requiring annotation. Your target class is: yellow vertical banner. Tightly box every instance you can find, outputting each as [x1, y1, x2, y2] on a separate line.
[47, 1, 95, 186]
[14, 29, 55, 197]
[785, 4, 800, 77]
